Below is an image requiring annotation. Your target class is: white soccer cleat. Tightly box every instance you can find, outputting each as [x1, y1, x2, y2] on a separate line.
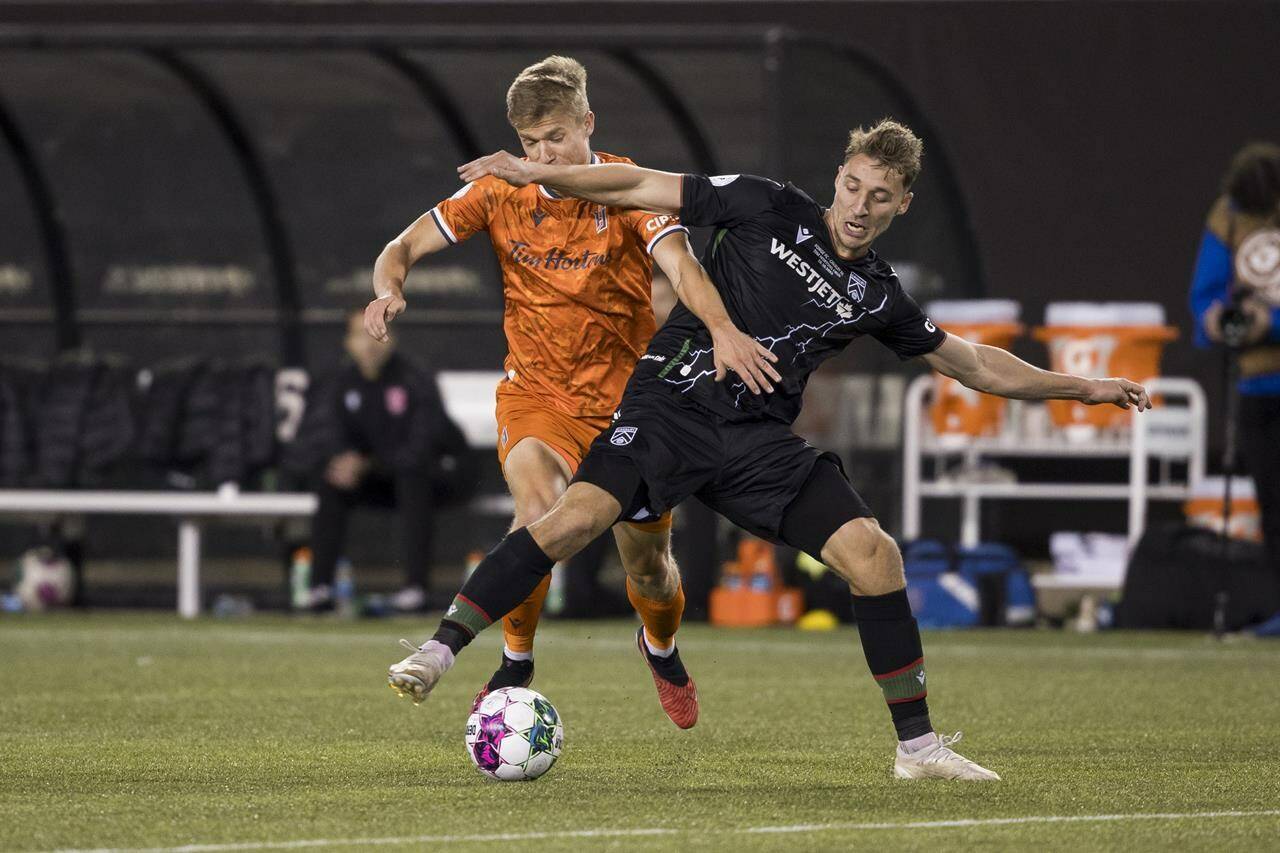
[387, 639, 455, 705]
[893, 731, 1001, 781]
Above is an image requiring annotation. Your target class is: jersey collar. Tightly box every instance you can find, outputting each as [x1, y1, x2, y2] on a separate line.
[537, 152, 600, 200]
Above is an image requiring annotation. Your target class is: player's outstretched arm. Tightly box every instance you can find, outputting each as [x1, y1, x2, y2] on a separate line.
[366, 212, 453, 342]
[652, 233, 780, 394]
[457, 151, 682, 214]
[921, 334, 1152, 410]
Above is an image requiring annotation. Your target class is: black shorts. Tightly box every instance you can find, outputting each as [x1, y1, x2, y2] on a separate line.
[574, 380, 872, 547]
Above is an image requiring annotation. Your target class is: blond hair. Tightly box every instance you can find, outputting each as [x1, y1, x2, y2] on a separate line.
[506, 55, 590, 128]
[844, 118, 923, 188]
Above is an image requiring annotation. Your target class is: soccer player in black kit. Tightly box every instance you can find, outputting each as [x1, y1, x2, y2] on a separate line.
[389, 120, 1152, 780]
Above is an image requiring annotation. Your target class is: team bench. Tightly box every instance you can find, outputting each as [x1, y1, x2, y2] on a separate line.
[0, 371, 511, 617]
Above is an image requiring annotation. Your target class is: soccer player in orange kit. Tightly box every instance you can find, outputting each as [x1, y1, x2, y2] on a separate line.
[367, 56, 777, 728]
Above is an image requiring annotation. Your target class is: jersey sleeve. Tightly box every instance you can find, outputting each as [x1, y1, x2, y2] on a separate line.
[872, 287, 948, 360]
[429, 178, 501, 245]
[679, 173, 783, 227]
[620, 210, 690, 255]
[1189, 228, 1232, 349]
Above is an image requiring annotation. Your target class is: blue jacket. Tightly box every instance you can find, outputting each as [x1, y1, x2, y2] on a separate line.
[1188, 197, 1280, 395]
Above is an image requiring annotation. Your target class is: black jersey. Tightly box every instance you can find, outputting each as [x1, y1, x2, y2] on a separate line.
[632, 173, 946, 424]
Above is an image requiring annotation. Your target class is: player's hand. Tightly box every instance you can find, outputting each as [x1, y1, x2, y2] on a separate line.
[1204, 299, 1272, 346]
[364, 292, 406, 343]
[709, 325, 780, 394]
[325, 451, 369, 490]
[1083, 378, 1152, 411]
[458, 151, 539, 187]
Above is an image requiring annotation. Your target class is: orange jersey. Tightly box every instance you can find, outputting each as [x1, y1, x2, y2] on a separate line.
[430, 152, 687, 418]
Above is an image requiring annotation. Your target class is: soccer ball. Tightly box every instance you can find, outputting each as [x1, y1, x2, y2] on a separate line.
[14, 547, 75, 612]
[465, 686, 564, 781]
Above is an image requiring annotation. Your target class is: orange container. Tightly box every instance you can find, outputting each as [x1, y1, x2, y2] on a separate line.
[926, 301, 1023, 441]
[1033, 303, 1178, 435]
[709, 538, 803, 627]
[1183, 477, 1262, 542]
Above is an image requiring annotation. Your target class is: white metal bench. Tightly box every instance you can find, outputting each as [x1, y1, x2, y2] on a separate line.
[0, 370, 511, 618]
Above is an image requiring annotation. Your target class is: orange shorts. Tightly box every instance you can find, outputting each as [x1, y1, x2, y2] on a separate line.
[495, 380, 671, 532]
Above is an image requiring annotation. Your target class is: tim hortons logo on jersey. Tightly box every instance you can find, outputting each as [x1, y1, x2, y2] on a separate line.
[769, 238, 855, 320]
[508, 242, 614, 271]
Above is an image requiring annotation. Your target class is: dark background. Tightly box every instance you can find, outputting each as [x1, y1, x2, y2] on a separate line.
[0, 1, 1276, 561]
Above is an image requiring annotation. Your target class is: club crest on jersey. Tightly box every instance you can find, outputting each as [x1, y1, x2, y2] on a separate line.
[384, 385, 408, 416]
[847, 271, 868, 303]
[594, 205, 608, 233]
[610, 426, 638, 446]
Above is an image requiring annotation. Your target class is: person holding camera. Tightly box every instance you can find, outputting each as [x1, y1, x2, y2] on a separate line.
[1190, 142, 1280, 572]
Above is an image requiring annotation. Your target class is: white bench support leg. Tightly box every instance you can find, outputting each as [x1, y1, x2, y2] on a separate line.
[178, 519, 202, 618]
[961, 490, 981, 549]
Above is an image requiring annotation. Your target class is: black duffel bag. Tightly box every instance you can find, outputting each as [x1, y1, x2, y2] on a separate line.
[1116, 522, 1280, 630]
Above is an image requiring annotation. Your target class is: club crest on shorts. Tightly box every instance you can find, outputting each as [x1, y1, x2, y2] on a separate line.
[610, 426, 638, 446]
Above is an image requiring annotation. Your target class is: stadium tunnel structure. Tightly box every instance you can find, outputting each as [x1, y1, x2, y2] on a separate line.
[0, 26, 983, 376]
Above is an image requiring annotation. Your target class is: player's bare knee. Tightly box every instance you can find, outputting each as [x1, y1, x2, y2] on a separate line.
[512, 492, 559, 529]
[821, 518, 903, 594]
[530, 486, 617, 559]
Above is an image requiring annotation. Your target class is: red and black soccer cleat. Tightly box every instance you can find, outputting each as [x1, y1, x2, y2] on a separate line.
[635, 626, 699, 729]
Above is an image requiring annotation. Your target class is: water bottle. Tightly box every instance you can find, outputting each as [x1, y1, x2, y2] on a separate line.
[290, 547, 312, 610]
[545, 564, 565, 615]
[464, 550, 484, 582]
[334, 558, 356, 618]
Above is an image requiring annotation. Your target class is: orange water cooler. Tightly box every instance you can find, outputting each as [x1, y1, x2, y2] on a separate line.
[709, 537, 803, 627]
[1033, 302, 1178, 440]
[925, 300, 1024, 445]
[1183, 477, 1262, 542]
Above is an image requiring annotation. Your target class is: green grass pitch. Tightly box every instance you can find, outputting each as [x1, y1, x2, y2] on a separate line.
[2, 613, 1278, 852]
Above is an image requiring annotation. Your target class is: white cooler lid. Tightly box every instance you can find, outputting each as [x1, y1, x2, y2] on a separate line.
[925, 299, 1021, 324]
[1190, 476, 1256, 502]
[1044, 301, 1166, 327]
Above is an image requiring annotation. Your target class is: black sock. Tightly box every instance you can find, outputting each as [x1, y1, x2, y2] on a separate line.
[852, 588, 933, 741]
[430, 528, 555, 656]
[640, 629, 689, 687]
[485, 654, 535, 691]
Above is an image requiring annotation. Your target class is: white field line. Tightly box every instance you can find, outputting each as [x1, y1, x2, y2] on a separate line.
[0, 624, 1272, 663]
[40, 809, 1280, 853]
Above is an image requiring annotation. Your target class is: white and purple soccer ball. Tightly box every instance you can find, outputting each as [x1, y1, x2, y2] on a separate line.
[465, 686, 564, 781]
[14, 547, 74, 612]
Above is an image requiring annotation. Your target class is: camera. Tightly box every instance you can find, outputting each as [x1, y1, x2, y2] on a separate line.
[1218, 295, 1254, 349]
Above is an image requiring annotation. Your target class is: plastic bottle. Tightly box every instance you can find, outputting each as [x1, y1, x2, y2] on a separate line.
[464, 550, 484, 582]
[290, 547, 312, 610]
[334, 558, 356, 618]
[545, 564, 565, 615]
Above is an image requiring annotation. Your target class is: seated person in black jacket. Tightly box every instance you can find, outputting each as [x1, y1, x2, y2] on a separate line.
[297, 310, 474, 611]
